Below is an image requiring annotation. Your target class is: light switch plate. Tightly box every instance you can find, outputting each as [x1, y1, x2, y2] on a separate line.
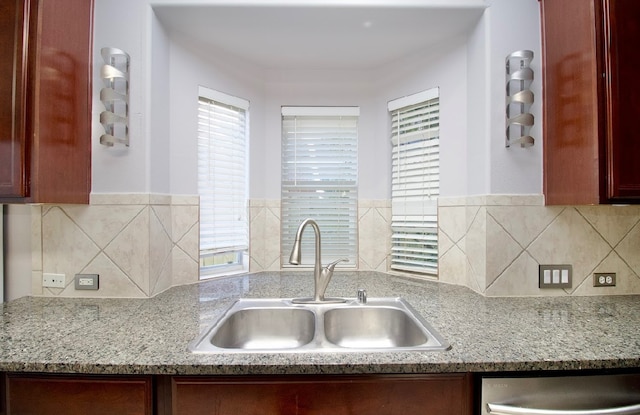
[539, 265, 572, 289]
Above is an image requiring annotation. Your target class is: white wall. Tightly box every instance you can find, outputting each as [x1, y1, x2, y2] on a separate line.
[486, 0, 542, 194]
[92, 0, 151, 193]
[90, 0, 542, 200]
[263, 69, 379, 199]
[165, 26, 473, 201]
[149, 11, 172, 194]
[167, 34, 267, 196]
[374, 36, 471, 198]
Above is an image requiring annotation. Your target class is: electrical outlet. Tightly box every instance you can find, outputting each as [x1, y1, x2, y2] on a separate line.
[539, 265, 572, 289]
[594, 272, 616, 287]
[75, 274, 99, 290]
[43, 273, 65, 288]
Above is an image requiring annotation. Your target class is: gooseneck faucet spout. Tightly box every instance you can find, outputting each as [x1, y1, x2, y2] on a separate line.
[289, 218, 347, 303]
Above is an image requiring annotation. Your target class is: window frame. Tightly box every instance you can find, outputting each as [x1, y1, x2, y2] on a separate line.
[388, 87, 440, 277]
[280, 106, 359, 268]
[197, 86, 250, 278]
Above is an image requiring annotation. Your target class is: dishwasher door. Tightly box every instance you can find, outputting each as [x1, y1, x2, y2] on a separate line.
[481, 374, 640, 415]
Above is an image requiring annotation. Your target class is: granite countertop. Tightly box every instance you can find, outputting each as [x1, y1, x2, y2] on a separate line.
[1, 271, 639, 376]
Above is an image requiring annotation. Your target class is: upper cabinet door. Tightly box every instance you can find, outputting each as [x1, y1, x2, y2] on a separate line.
[603, 0, 640, 202]
[0, 0, 93, 204]
[541, 0, 640, 205]
[0, 0, 29, 199]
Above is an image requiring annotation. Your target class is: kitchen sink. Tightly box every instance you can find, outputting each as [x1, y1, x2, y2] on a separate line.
[189, 297, 450, 353]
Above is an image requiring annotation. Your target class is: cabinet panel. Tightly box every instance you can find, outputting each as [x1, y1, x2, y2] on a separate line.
[0, 0, 93, 204]
[5, 374, 152, 415]
[603, 0, 640, 201]
[0, 0, 28, 198]
[541, 0, 601, 205]
[170, 374, 472, 415]
[541, 0, 640, 204]
[29, 0, 93, 203]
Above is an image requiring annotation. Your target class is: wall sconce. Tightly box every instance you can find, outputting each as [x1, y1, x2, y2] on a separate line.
[505, 50, 534, 148]
[100, 47, 130, 147]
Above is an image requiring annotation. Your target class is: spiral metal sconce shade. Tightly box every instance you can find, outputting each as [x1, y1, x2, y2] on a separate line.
[505, 50, 534, 148]
[100, 47, 130, 147]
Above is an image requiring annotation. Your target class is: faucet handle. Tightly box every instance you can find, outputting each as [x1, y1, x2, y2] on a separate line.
[357, 288, 367, 304]
[325, 258, 349, 271]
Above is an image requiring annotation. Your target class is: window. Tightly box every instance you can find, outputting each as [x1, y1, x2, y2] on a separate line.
[389, 88, 440, 276]
[281, 107, 359, 267]
[197, 86, 249, 277]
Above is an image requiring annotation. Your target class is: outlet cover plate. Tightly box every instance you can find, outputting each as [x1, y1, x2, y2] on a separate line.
[594, 272, 616, 287]
[43, 273, 65, 288]
[539, 265, 572, 289]
[75, 274, 99, 290]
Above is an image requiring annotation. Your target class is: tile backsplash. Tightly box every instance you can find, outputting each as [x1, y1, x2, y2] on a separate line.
[32, 194, 639, 298]
[248, 199, 391, 273]
[33, 194, 200, 298]
[438, 195, 640, 296]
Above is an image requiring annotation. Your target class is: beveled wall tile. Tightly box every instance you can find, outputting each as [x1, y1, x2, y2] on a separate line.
[437, 206, 467, 244]
[264, 205, 282, 271]
[63, 205, 144, 248]
[31, 271, 43, 296]
[249, 206, 266, 270]
[177, 223, 199, 262]
[104, 208, 151, 295]
[358, 205, 390, 271]
[488, 206, 562, 248]
[485, 252, 565, 297]
[438, 243, 469, 287]
[90, 193, 150, 205]
[446, 195, 640, 297]
[528, 208, 611, 292]
[171, 195, 199, 205]
[42, 207, 100, 290]
[66, 253, 147, 298]
[485, 214, 523, 289]
[172, 247, 199, 287]
[172, 205, 199, 245]
[572, 251, 640, 296]
[616, 222, 640, 276]
[30, 205, 42, 272]
[34, 194, 201, 298]
[465, 208, 487, 289]
[32, 193, 640, 298]
[149, 208, 173, 291]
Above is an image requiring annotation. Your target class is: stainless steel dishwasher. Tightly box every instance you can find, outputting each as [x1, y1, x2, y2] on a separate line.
[481, 373, 640, 415]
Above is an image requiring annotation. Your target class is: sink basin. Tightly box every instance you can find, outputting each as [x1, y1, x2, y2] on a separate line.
[189, 297, 450, 353]
[324, 307, 430, 348]
[210, 308, 315, 350]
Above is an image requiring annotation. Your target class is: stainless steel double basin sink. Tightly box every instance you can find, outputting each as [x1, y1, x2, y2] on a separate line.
[189, 297, 450, 353]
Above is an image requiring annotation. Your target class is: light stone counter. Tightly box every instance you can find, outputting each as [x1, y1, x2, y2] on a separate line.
[1, 271, 639, 375]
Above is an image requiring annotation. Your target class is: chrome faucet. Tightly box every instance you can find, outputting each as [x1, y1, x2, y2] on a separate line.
[289, 218, 347, 303]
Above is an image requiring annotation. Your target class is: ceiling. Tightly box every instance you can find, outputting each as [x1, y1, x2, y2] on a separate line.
[153, 4, 485, 70]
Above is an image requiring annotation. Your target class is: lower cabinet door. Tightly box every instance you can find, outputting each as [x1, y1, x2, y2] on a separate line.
[5, 374, 153, 415]
[170, 374, 472, 415]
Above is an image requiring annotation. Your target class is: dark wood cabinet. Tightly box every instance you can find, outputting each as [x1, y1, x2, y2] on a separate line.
[541, 0, 640, 205]
[0, 0, 93, 204]
[164, 374, 472, 415]
[5, 374, 153, 415]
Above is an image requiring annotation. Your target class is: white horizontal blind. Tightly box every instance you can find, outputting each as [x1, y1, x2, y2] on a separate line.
[389, 88, 439, 276]
[197, 88, 249, 272]
[281, 107, 358, 267]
